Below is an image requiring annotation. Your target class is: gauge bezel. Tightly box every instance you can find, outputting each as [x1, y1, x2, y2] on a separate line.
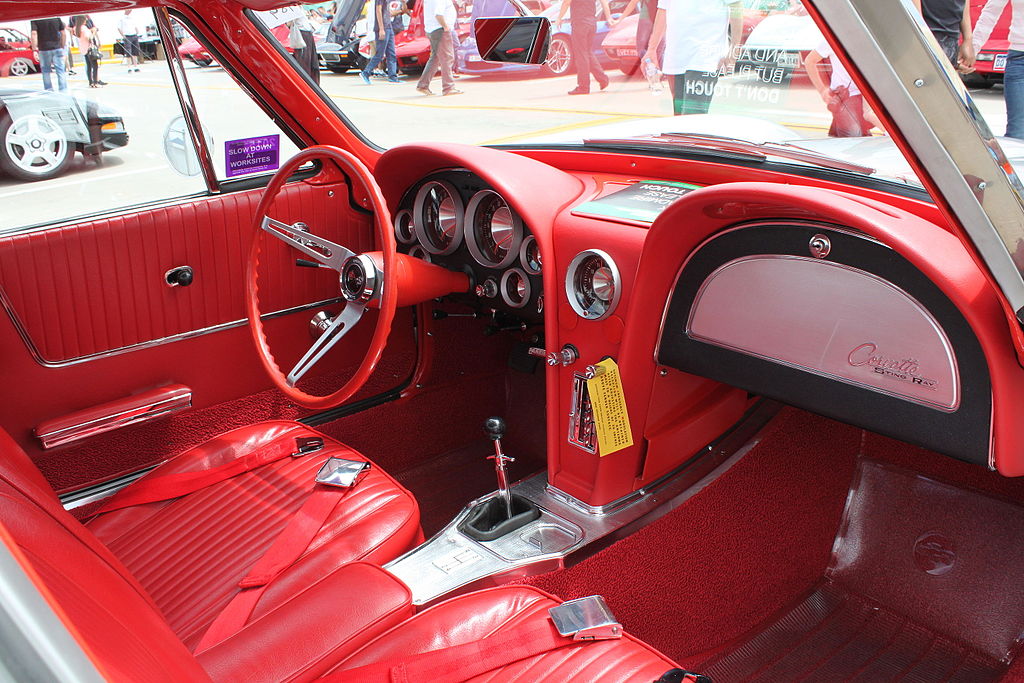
[565, 249, 622, 321]
[465, 189, 524, 269]
[519, 234, 542, 275]
[500, 267, 531, 309]
[393, 209, 416, 245]
[408, 245, 432, 263]
[413, 180, 464, 255]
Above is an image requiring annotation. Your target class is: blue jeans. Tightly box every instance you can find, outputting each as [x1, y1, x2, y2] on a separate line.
[39, 48, 67, 91]
[363, 28, 396, 79]
[1005, 51, 1024, 139]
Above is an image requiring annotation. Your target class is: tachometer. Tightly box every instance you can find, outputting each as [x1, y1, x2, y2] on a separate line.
[500, 268, 531, 308]
[413, 180, 464, 255]
[465, 190, 523, 268]
[566, 250, 621, 320]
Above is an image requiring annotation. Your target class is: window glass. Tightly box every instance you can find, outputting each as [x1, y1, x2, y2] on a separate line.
[0, 9, 207, 231]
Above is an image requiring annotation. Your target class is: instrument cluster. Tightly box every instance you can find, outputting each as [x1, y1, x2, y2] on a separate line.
[394, 171, 544, 322]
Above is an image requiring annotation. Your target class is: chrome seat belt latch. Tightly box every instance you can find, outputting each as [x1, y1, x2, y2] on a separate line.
[315, 457, 371, 488]
[292, 436, 325, 457]
[548, 595, 622, 641]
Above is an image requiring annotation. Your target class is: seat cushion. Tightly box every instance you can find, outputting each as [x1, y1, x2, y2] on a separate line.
[331, 586, 679, 681]
[87, 420, 421, 651]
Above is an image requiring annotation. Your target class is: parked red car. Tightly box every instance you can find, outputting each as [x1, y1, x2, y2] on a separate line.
[0, 26, 37, 77]
[969, 0, 1012, 88]
[179, 23, 299, 66]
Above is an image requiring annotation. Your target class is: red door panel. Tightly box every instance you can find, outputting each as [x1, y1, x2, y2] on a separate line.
[0, 179, 411, 492]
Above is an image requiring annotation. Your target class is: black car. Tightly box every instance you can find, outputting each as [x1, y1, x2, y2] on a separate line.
[0, 88, 128, 182]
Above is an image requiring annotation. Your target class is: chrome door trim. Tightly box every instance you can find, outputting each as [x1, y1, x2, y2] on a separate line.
[0, 290, 343, 368]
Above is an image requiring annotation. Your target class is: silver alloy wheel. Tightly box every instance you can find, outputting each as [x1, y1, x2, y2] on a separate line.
[4, 115, 69, 177]
[9, 58, 32, 77]
[544, 35, 572, 76]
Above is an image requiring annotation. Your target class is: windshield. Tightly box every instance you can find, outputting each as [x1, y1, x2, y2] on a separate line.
[250, 0, 947, 189]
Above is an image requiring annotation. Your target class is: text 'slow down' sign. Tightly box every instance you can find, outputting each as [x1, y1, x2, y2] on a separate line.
[225, 134, 280, 178]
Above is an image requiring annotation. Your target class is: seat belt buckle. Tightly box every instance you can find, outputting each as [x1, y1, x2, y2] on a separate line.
[292, 436, 325, 457]
[315, 457, 371, 488]
[548, 595, 622, 641]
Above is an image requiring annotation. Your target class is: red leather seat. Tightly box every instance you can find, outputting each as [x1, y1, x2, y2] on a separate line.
[332, 586, 679, 681]
[85, 420, 422, 650]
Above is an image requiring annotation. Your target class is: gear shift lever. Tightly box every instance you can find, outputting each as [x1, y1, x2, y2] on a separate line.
[485, 417, 514, 520]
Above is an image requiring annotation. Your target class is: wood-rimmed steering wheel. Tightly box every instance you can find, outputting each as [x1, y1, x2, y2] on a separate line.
[246, 145, 397, 409]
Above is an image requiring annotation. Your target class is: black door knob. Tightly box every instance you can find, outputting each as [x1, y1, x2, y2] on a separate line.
[166, 266, 194, 287]
[484, 416, 506, 441]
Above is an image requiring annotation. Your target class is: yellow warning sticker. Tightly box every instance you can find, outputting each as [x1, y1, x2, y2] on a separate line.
[586, 358, 634, 456]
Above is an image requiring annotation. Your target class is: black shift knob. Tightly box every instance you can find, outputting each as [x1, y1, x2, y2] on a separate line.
[484, 417, 506, 441]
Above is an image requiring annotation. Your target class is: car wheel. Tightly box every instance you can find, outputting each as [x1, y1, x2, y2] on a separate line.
[327, 65, 349, 73]
[9, 58, 34, 77]
[543, 35, 573, 76]
[195, 58, 213, 67]
[962, 72, 995, 89]
[0, 113, 72, 182]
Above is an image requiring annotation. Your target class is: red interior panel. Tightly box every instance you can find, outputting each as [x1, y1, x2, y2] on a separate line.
[0, 181, 371, 363]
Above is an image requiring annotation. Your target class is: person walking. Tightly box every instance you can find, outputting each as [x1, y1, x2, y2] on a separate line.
[29, 17, 67, 92]
[645, 0, 741, 114]
[118, 10, 141, 72]
[360, 0, 400, 84]
[416, 0, 462, 96]
[556, 0, 616, 94]
[912, 0, 975, 71]
[64, 19, 77, 76]
[973, 0, 1024, 138]
[805, 39, 873, 137]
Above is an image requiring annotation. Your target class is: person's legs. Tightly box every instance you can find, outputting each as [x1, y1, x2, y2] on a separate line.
[1004, 50, 1024, 139]
[384, 30, 397, 79]
[570, 20, 595, 91]
[439, 29, 456, 93]
[86, 53, 98, 85]
[636, 13, 653, 63]
[417, 28, 444, 91]
[39, 49, 55, 90]
[363, 36, 387, 78]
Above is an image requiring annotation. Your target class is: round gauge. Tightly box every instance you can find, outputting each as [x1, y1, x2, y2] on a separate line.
[413, 180, 464, 255]
[465, 190, 523, 268]
[519, 235, 542, 275]
[500, 268, 531, 309]
[393, 209, 416, 244]
[408, 245, 432, 263]
[565, 249, 621, 321]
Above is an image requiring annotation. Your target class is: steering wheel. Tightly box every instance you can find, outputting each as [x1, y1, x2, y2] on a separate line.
[246, 145, 397, 410]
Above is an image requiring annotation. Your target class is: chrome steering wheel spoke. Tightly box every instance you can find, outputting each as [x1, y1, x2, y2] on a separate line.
[261, 216, 355, 271]
[287, 301, 366, 386]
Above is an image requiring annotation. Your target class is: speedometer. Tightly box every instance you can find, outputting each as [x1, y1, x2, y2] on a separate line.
[566, 249, 621, 320]
[413, 180, 464, 255]
[465, 190, 523, 268]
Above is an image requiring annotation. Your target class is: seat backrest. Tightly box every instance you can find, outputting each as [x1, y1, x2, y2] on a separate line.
[0, 429, 209, 682]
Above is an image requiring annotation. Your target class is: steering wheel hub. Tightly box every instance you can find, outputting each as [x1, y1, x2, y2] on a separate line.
[341, 254, 379, 304]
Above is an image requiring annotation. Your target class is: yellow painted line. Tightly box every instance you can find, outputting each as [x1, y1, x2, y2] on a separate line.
[478, 115, 639, 144]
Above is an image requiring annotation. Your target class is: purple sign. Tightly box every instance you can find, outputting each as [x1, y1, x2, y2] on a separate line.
[225, 134, 280, 178]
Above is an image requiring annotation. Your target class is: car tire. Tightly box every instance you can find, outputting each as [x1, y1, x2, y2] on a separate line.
[0, 113, 72, 182]
[962, 72, 995, 89]
[9, 58, 34, 77]
[327, 65, 350, 73]
[543, 35, 573, 77]
[195, 58, 213, 67]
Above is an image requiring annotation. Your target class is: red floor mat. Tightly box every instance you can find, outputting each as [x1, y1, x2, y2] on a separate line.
[701, 458, 1024, 681]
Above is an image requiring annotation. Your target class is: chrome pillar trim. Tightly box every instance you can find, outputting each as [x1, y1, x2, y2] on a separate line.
[0, 289, 342, 368]
[810, 0, 1024, 319]
[61, 467, 154, 510]
[36, 389, 193, 450]
[154, 8, 219, 193]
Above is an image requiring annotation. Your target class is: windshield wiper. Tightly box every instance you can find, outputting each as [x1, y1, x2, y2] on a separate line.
[584, 132, 875, 176]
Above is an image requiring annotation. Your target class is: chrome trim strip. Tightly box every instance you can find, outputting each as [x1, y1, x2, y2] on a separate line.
[155, 8, 219, 194]
[0, 290, 343, 368]
[37, 390, 193, 450]
[61, 467, 154, 511]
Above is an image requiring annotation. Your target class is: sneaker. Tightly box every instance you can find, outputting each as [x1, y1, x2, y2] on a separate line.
[567, 87, 590, 95]
[387, 77, 401, 83]
[416, 86, 435, 95]
[442, 88, 464, 96]
[96, 80, 108, 86]
[359, 71, 371, 85]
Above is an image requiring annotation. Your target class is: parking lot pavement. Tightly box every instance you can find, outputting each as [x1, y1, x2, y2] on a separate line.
[0, 60, 1013, 229]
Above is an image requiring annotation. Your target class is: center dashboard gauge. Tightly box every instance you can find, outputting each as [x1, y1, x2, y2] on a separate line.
[413, 180, 464, 255]
[465, 190, 523, 269]
[566, 249, 621, 320]
[520, 235, 542, 274]
[500, 268, 531, 308]
[393, 209, 416, 244]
